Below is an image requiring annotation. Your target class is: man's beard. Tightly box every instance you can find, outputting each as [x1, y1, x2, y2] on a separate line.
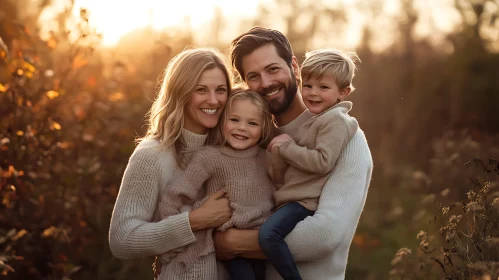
[266, 74, 298, 115]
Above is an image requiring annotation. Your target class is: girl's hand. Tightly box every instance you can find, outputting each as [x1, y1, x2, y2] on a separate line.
[267, 134, 293, 151]
[189, 190, 232, 231]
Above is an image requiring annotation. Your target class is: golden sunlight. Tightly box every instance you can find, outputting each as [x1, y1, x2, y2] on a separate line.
[71, 0, 261, 45]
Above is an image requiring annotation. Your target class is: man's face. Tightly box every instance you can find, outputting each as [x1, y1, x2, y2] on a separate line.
[241, 44, 299, 115]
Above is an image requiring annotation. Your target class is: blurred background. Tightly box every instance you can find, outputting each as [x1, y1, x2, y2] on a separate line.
[1, 0, 498, 279]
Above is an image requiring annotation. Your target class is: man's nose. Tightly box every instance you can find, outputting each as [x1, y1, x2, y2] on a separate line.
[260, 73, 272, 89]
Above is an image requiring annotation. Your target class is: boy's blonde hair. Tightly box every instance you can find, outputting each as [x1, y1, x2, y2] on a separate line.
[301, 49, 360, 92]
[142, 48, 232, 166]
[209, 86, 276, 148]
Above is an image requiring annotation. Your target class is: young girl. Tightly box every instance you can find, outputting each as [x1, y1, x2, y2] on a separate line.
[159, 88, 276, 279]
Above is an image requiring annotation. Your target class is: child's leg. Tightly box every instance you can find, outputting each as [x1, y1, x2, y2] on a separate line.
[224, 257, 259, 280]
[258, 202, 314, 280]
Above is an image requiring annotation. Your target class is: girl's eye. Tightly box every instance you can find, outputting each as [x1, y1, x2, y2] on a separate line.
[249, 122, 259, 126]
[229, 118, 239, 122]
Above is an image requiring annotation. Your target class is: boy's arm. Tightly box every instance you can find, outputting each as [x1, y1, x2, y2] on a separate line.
[278, 118, 350, 175]
[214, 131, 373, 262]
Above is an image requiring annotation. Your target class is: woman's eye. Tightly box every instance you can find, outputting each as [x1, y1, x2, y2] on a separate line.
[196, 87, 207, 92]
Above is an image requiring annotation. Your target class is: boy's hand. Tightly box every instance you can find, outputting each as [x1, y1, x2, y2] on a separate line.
[267, 134, 293, 151]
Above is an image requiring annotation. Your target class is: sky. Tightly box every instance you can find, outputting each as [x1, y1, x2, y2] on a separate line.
[37, 0, 464, 50]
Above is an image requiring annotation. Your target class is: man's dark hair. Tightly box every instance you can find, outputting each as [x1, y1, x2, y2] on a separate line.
[229, 26, 294, 80]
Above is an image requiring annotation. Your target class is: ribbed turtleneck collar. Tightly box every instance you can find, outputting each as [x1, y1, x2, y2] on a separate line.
[220, 144, 260, 158]
[181, 129, 208, 151]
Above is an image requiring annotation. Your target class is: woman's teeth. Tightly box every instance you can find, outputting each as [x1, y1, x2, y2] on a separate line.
[266, 89, 280, 97]
[201, 108, 217, 114]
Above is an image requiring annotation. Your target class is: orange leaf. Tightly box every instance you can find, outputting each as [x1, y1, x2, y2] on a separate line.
[0, 83, 6, 92]
[51, 121, 62, 130]
[46, 90, 59, 99]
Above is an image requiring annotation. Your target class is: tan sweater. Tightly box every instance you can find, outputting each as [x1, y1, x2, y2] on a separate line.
[270, 101, 359, 211]
[159, 145, 275, 276]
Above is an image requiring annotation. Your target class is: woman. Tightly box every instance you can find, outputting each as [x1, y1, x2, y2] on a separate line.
[109, 48, 233, 279]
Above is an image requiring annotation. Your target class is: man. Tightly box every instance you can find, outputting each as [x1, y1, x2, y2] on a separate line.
[214, 27, 373, 280]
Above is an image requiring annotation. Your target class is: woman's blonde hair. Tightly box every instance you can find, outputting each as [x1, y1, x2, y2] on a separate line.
[142, 48, 232, 165]
[301, 48, 360, 92]
[209, 86, 277, 148]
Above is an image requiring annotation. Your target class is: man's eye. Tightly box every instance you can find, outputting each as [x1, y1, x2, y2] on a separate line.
[248, 75, 257, 81]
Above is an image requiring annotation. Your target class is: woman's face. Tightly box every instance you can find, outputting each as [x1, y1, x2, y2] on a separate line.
[184, 67, 228, 134]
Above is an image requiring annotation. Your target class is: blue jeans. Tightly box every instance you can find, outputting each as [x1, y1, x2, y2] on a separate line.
[258, 202, 315, 280]
[224, 257, 266, 280]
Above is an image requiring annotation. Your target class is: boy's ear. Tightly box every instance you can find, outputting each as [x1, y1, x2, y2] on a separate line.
[340, 86, 352, 100]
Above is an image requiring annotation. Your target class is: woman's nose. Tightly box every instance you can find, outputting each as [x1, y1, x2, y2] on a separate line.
[206, 91, 219, 105]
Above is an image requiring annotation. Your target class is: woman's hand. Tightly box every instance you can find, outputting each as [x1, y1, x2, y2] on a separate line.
[189, 190, 232, 231]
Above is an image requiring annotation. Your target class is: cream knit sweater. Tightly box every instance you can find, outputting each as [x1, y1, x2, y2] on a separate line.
[109, 129, 225, 280]
[158, 145, 274, 277]
[265, 109, 373, 280]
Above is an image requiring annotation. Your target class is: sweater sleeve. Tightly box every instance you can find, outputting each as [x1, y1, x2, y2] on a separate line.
[108, 145, 196, 260]
[267, 146, 287, 185]
[284, 131, 373, 262]
[159, 151, 212, 219]
[279, 117, 350, 175]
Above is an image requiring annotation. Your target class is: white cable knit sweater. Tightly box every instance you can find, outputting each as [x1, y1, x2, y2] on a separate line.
[265, 109, 373, 280]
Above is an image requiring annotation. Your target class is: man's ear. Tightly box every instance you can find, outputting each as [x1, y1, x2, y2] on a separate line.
[291, 56, 300, 79]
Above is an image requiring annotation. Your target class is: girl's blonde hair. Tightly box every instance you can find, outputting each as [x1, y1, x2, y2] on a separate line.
[301, 48, 360, 92]
[142, 48, 232, 166]
[209, 86, 276, 148]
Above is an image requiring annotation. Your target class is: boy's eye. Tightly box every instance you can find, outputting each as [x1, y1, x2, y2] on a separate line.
[302, 84, 312, 88]
[320, 86, 330, 89]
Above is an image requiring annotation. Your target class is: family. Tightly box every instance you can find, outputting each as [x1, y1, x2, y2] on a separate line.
[108, 27, 373, 280]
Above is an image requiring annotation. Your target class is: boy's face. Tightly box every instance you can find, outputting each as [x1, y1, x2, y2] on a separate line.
[241, 44, 299, 115]
[301, 75, 350, 114]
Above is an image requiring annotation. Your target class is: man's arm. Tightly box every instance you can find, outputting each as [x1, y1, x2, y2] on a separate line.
[284, 130, 373, 261]
[214, 131, 373, 262]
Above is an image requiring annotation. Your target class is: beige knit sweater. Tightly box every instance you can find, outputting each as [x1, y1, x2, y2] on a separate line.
[270, 101, 359, 211]
[109, 129, 225, 280]
[159, 145, 275, 277]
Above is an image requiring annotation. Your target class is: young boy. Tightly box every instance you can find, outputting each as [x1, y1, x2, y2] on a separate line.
[260, 49, 361, 280]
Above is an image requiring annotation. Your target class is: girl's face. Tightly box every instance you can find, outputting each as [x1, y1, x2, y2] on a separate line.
[184, 67, 228, 134]
[223, 99, 263, 150]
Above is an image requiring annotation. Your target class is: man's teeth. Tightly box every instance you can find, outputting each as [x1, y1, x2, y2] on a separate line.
[201, 109, 217, 114]
[266, 89, 280, 97]
[233, 135, 248, 140]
